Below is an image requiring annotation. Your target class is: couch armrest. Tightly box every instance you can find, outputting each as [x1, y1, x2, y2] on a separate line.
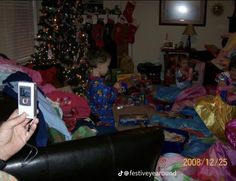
[4, 126, 164, 181]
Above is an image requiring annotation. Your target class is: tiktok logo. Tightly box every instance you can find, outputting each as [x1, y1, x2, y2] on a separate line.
[118, 170, 123, 176]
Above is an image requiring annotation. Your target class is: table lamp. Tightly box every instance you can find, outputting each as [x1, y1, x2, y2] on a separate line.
[182, 24, 197, 50]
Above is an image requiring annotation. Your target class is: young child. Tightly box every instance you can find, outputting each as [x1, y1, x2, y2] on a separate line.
[215, 54, 236, 105]
[175, 55, 193, 89]
[155, 55, 193, 103]
[86, 49, 121, 127]
[194, 54, 236, 140]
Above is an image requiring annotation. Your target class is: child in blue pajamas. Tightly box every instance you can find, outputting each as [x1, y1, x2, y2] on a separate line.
[86, 49, 121, 127]
[215, 54, 236, 104]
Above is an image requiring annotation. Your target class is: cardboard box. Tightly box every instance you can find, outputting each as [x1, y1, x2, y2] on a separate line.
[113, 105, 157, 131]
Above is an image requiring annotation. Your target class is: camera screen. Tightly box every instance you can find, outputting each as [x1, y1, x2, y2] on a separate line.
[19, 86, 31, 106]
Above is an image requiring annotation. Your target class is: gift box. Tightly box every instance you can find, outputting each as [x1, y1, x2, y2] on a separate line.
[116, 73, 141, 82]
[119, 113, 149, 126]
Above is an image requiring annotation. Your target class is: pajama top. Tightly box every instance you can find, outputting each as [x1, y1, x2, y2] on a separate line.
[87, 76, 117, 126]
[215, 71, 236, 105]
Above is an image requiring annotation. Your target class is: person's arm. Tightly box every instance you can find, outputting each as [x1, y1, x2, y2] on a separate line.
[0, 110, 38, 161]
[100, 81, 118, 104]
[187, 67, 193, 81]
[89, 79, 118, 113]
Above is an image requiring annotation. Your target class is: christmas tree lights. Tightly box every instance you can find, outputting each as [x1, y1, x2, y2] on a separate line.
[32, 0, 89, 95]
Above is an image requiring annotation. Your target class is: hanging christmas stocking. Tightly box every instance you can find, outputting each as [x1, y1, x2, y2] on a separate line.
[92, 21, 105, 48]
[112, 15, 127, 45]
[112, 22, 126, 45]
[123, 1, 136, 23]
[127, 22, 138, 44]
[104, 17, 115, 45]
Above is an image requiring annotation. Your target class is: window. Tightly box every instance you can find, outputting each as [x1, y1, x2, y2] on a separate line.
[0, 1, 37, 63]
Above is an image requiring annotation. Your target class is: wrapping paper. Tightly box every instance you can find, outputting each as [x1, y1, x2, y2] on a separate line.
[155, 86, 182, 103]
[193, 141, 236, 181]
[189, 114, 236, 180]
[194, 95, 236, 141]
[171, 85, 206, 112]
[154, 117, 236, 181]
[225, 119, 236, 149]
[154, 153, 197, 181]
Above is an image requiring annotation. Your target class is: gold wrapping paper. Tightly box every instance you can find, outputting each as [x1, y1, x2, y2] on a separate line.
[222, 32, 236, 52]
[194, 95, 236, 141]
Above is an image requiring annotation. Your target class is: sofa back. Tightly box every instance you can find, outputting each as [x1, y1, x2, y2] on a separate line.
[0, 90, 164, 181]
[4, 127, 164, 181]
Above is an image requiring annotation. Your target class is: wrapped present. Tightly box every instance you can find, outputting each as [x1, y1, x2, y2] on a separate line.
[116, 73, 141, 82]
[194, 95, 236, 141]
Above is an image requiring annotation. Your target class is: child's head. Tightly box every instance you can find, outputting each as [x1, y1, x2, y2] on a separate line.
[86, 49, 111, 76]
[168, 54, 178, 65]
[178, 54, 189, 69]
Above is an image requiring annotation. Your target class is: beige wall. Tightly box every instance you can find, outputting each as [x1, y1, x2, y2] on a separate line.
[36, 0, 234, 68]
[104, 0, 234, 69]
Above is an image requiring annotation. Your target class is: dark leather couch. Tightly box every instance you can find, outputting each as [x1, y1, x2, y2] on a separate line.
[0, 92, 164, 181]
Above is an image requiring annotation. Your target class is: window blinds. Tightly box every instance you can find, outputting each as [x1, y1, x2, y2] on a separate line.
[0, 1, 36, 63]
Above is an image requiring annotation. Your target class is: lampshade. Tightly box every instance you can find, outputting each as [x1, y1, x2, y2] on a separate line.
[182, 24, 197, 36]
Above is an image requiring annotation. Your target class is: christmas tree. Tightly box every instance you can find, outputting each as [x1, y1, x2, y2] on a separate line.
[32, 0, 89, 95]
[62, 15, 90, 95]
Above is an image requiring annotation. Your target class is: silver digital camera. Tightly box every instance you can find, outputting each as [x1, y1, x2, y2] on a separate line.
[18, 82, 37, 119]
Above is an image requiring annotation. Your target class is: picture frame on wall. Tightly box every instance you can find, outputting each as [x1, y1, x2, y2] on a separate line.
[159, 0, 207, 26]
